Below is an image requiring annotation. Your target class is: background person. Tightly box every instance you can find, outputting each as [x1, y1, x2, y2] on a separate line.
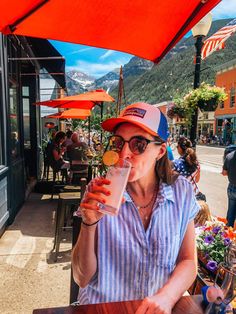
[166, 138, 174, 161]
[63, 130, 73, 148]
[47, 131, 70, 171]
[222, 150, 236, 228]
[173, 136, 200, 185]
[72, 103, 200, 313]
[67, 132, 93, 162]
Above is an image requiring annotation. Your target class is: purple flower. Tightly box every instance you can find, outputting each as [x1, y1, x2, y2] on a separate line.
[206, 260, 218, 272]
[224, 238, 231, 246]
[204, 235, 215, 244]
[212, 226, 221, 234]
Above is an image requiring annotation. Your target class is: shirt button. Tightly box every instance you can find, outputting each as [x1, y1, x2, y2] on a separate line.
[144, 251, 148, 256]
[144, 272, 148, 277]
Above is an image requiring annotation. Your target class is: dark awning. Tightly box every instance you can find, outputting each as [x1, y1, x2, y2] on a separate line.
[26, 37, 66, 89]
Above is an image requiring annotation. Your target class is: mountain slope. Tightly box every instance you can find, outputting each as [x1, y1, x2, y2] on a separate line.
[119, 19, 236, 105]
[95, 56, 153, 92]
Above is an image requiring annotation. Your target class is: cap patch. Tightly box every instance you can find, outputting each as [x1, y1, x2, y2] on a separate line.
[123, 107, 146, 119]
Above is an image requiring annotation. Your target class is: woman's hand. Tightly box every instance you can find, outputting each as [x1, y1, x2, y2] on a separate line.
[79, 177, 111, 225]
[135, 292, 173, 314]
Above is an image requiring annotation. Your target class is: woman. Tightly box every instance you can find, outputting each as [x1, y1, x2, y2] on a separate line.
[72, 103, 199, 314]
[47, 131, 70, 171]
[173, 137, 200, 184]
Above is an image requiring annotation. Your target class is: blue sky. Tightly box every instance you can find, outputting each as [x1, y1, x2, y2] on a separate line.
[51, 0, 236, 78]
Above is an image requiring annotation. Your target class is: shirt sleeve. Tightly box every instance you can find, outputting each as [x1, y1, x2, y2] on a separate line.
[188, 184, 201, 221]
[223, 156, 228, 170]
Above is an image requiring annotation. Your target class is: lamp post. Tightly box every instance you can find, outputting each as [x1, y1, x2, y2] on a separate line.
[189, 13, 212, 147]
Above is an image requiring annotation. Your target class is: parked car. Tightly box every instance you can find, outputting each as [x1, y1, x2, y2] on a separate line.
[223, 144, 236, 162]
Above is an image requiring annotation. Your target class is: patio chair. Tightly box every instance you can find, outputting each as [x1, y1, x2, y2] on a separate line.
[68, 148, 89, 184]
[52, 178, 87, 263]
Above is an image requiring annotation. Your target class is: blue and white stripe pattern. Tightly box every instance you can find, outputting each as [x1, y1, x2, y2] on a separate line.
[78, 176, 200, 304]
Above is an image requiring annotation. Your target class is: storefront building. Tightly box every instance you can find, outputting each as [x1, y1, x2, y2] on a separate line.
[0, 34, 65, 236]
[215, 59, 236, 145]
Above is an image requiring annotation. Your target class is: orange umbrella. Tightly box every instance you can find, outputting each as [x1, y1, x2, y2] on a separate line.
[44, 108, 91, 119]
[35, 89, 114, 109]
[44, 112, 62, 119]
[37, 99, 95, 110]
[60, 109, 91, 119]
[0, 0, 220, 63]
[36, 89, 115, 142]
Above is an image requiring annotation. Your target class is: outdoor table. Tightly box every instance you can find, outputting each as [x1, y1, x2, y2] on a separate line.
[33, 295, 205, 314]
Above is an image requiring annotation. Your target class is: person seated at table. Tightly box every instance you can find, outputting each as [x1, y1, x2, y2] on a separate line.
[72, 102, 200, 313]
[63, 130, 73, 148]
[47, 131, 70, 171]
[173, 136, 200, 188]
[67, 132, 93, 162]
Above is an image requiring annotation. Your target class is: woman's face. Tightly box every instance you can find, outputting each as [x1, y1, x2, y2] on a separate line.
[114, 123, 166, 182]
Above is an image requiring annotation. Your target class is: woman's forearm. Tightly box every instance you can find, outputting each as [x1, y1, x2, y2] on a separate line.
[156, 221, 198, 307]
[157, 258, 197, 306]
[72, 224, 98, 288]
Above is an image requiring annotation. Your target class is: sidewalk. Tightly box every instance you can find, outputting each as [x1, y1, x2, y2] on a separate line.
[0, 193, 72, 314]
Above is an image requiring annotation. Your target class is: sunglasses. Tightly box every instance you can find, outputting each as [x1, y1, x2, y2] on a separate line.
[107, 135, 163, 155]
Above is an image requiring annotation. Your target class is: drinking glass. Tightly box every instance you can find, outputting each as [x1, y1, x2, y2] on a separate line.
[98, 158, 131, 216]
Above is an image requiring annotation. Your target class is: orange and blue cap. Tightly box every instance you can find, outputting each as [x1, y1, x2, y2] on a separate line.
[102, 102, 169, 141]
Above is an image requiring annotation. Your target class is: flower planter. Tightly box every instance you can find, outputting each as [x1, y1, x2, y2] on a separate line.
[167, 107, 186, 119]
[197, 98, 218, 111]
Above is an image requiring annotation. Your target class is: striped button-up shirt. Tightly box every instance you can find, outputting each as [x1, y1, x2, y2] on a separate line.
[78, 176, 200, 304]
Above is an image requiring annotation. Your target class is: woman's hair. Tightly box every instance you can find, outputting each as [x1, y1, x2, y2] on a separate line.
[54, 131, 66, 144]
[155, 137, 178, 185]
[178, 137, 198, 169]
[194, 200, 211, 226]
[66, 130, 73, 138]
[71, 132, 79, 143]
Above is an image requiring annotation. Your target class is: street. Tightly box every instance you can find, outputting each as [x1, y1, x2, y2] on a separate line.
[197, 145, 228, 218]
[173, 145, 228, 218]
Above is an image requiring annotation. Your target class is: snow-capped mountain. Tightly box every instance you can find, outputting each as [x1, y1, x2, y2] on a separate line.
[65, 57, 153, 95]
[94, 68, 120, 92]
[66, 70, 95, 89]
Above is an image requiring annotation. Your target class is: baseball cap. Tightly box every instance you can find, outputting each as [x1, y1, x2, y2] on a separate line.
[101, 102, 169, 141]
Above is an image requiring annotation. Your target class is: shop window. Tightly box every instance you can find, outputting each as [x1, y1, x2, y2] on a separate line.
[230, 87, 235, 108]
[219, 101, 224, 109]
[9, 84, 20, 160]
[22, 86, 31, 149]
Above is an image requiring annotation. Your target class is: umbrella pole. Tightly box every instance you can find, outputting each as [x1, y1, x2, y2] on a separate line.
[88, 116, 91, 146]
[100, 102, 104, 143]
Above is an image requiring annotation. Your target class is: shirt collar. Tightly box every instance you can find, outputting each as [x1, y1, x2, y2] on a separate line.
[158, 181, 175, 203]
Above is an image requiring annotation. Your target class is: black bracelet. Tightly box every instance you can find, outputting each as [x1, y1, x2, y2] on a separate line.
[82, 219, 100, 226]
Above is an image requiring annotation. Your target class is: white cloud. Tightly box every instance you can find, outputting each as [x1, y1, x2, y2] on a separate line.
[68, 47, 94, 55]
[99, 50, 115, 60]
[66, 58, 130, 78]
[212, 0, 236, 19]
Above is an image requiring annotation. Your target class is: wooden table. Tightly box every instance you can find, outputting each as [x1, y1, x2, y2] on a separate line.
[33, 295, 205, 314]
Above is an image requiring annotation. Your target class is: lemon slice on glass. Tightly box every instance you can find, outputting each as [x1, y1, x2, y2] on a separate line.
[102, 150, 119, 166]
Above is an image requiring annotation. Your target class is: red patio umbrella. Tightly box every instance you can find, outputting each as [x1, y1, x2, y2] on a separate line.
[0, 0, 221, 63]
